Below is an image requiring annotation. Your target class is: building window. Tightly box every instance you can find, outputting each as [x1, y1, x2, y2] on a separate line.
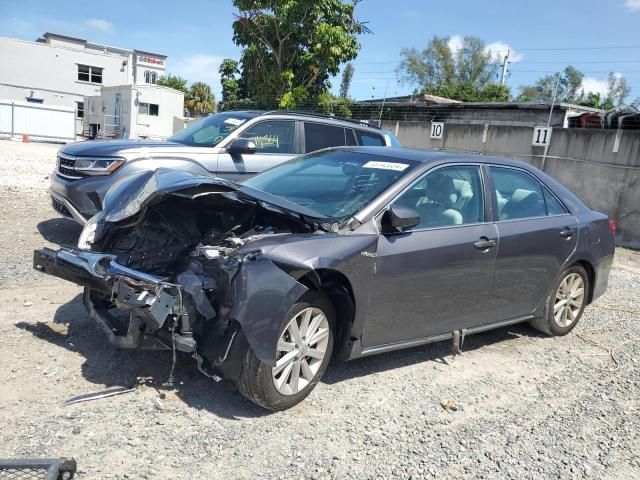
[139, 102, 159, 116]
[78, 65, 103, 84]
[144, 71, 158, 84]
[76, 101, 85, 119]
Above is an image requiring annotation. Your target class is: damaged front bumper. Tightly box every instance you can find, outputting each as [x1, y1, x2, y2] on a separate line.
[33, 247, 193, 352]
[33, 246, 308, 380]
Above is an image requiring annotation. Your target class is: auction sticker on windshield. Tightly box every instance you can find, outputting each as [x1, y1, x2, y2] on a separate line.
[362, 161, 409, 171]
[224, 118, 246, 126]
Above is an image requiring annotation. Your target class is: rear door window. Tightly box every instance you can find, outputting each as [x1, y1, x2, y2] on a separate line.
[356, 130, 385, 146]
[489, 167, 547, 220]
[304, 122, 347, 152]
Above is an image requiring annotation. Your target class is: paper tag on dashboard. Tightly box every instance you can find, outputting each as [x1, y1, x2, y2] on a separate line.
[224, 118, 245, 126]
[362, 161, 409, 171]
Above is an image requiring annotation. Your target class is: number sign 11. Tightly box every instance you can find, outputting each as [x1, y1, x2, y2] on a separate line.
[532, 126, 552, 146]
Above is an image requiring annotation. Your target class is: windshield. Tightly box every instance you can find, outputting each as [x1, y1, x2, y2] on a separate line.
[169, 112, 256, 147]
[243, 150, 417, 220]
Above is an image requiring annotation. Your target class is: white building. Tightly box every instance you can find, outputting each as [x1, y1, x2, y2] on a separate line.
[0, 32, 177, 137]
[84, 84, 184, 140]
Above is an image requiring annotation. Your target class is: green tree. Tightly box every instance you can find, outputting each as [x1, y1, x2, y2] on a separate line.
[519, 68, 632, 108]
[397, 35, 506, 102]
[156, 74, 188, 94]
[577, 92, 615, 110]
[339, 63, 354, 98]
[517, 66, 584, 103]
[219, 59, 241, 108]
[186, 82, 216, 115]
[232, 0, 369, 107]
[317, 92, 353, 117]
[607, 73, 631, 107]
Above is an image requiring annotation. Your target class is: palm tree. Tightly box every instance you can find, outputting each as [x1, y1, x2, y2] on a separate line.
[186, 82, 215, 116]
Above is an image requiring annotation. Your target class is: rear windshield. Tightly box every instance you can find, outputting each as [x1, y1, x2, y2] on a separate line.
[243, 150, 417, 220]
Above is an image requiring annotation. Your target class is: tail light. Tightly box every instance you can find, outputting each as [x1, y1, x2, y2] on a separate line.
[608, 219, 616, 237]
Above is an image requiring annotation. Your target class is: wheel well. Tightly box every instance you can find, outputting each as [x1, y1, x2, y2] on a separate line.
[573, 259, 595, 304]
[298, 269, 355, 356]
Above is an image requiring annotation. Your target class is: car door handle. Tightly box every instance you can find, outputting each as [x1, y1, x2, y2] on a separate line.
[473, 237, 496, 250]
[560, 227, 574, 238]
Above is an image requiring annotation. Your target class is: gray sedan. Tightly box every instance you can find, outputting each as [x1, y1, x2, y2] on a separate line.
[33, 147, 615, 410]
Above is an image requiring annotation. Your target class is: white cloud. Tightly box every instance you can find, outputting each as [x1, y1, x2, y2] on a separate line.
[171, 54, 224, 94]
[485, 41, 523, 62]
[84, 18, 113, 33]
[581, 76, 611, 97]
[624, 0, 640, 11]
[447, 35, 464, 54]
[447, 35, 523, 63]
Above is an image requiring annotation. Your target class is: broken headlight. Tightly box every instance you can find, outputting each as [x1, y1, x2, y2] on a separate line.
[78, 215, 99, 250]
[74, 157, 124, 175]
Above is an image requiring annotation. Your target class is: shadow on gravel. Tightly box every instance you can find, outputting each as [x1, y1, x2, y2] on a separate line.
[15, 293, 269, 419]
[323, 324, 545, 385]
[37, 218, 83, 247]
[15, 292, 545, 418]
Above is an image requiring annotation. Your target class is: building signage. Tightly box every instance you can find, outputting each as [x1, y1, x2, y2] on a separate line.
[137, 55, 165, 67]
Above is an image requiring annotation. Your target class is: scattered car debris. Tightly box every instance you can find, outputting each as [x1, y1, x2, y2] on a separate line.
[63, 386, 136, 406]
[440, 399, 460, 413]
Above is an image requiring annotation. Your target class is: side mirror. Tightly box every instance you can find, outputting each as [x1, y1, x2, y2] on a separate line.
[381, 205, 420, 234]
[227, 138, 256, 155]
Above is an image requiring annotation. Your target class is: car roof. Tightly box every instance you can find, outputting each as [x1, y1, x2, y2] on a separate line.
[223, 110, 383, 132]
[330, 146, 534, 168]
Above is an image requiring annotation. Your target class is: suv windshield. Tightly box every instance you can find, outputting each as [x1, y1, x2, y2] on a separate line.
[243, 150, 417, 220]
[169, 112, 257, 147]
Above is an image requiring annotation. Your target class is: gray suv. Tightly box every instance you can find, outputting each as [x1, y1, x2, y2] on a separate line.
[50, 110, 400, 224]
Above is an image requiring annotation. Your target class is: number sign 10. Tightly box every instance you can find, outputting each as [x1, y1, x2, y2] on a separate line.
[430, 122, 444, 139]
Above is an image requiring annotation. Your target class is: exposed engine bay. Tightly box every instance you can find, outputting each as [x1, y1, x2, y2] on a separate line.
[34, 169, 335, 381]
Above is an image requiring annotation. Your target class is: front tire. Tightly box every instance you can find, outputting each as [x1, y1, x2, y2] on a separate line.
[530, 264, 589, 336]
[235, 292, 335, 411]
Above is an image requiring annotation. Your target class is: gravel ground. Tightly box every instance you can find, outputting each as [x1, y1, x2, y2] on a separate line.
[0, 140, 639, 479]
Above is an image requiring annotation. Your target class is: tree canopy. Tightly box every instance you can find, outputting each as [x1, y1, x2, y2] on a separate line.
[186, 82, 216, 115]
[231, 0, 369, 108]
[517, 68, 632, 109]
[339, 63, 354, 99]
[156, 74, 188, 94]
[396, 35, 509, 102]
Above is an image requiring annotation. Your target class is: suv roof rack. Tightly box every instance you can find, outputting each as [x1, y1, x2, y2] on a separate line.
[260, 110, 382, 130]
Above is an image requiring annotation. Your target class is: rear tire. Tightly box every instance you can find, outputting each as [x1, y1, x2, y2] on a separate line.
[530, 264, 589, 336]
[235, 291, 335, 411]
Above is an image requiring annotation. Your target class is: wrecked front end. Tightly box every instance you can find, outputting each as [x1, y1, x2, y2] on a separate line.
[33, 168, 327, 381]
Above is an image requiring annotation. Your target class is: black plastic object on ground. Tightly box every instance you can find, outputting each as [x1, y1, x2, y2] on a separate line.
[0, 458, 76, 480]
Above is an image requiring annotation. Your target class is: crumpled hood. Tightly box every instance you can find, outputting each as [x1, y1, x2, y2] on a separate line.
[97, 168, 331, 226]
[60, 139, 190, 157]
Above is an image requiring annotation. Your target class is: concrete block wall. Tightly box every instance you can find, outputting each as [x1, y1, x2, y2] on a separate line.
[383, 121, 640, 248]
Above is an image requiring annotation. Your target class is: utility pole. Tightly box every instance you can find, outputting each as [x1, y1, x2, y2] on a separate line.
[499, 50, 510, 86]
[378, 80, 389, 127]
[547, 73, 562, 127]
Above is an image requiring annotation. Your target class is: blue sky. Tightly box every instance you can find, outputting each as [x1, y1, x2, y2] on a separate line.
[2, 0, 640, 102]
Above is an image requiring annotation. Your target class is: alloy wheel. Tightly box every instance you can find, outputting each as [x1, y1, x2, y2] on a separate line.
[272, 307, 330, 396]
[553, 272, 585, 327]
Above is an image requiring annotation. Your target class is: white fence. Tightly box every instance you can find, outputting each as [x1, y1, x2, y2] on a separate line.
[0, 100, 75, 142]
